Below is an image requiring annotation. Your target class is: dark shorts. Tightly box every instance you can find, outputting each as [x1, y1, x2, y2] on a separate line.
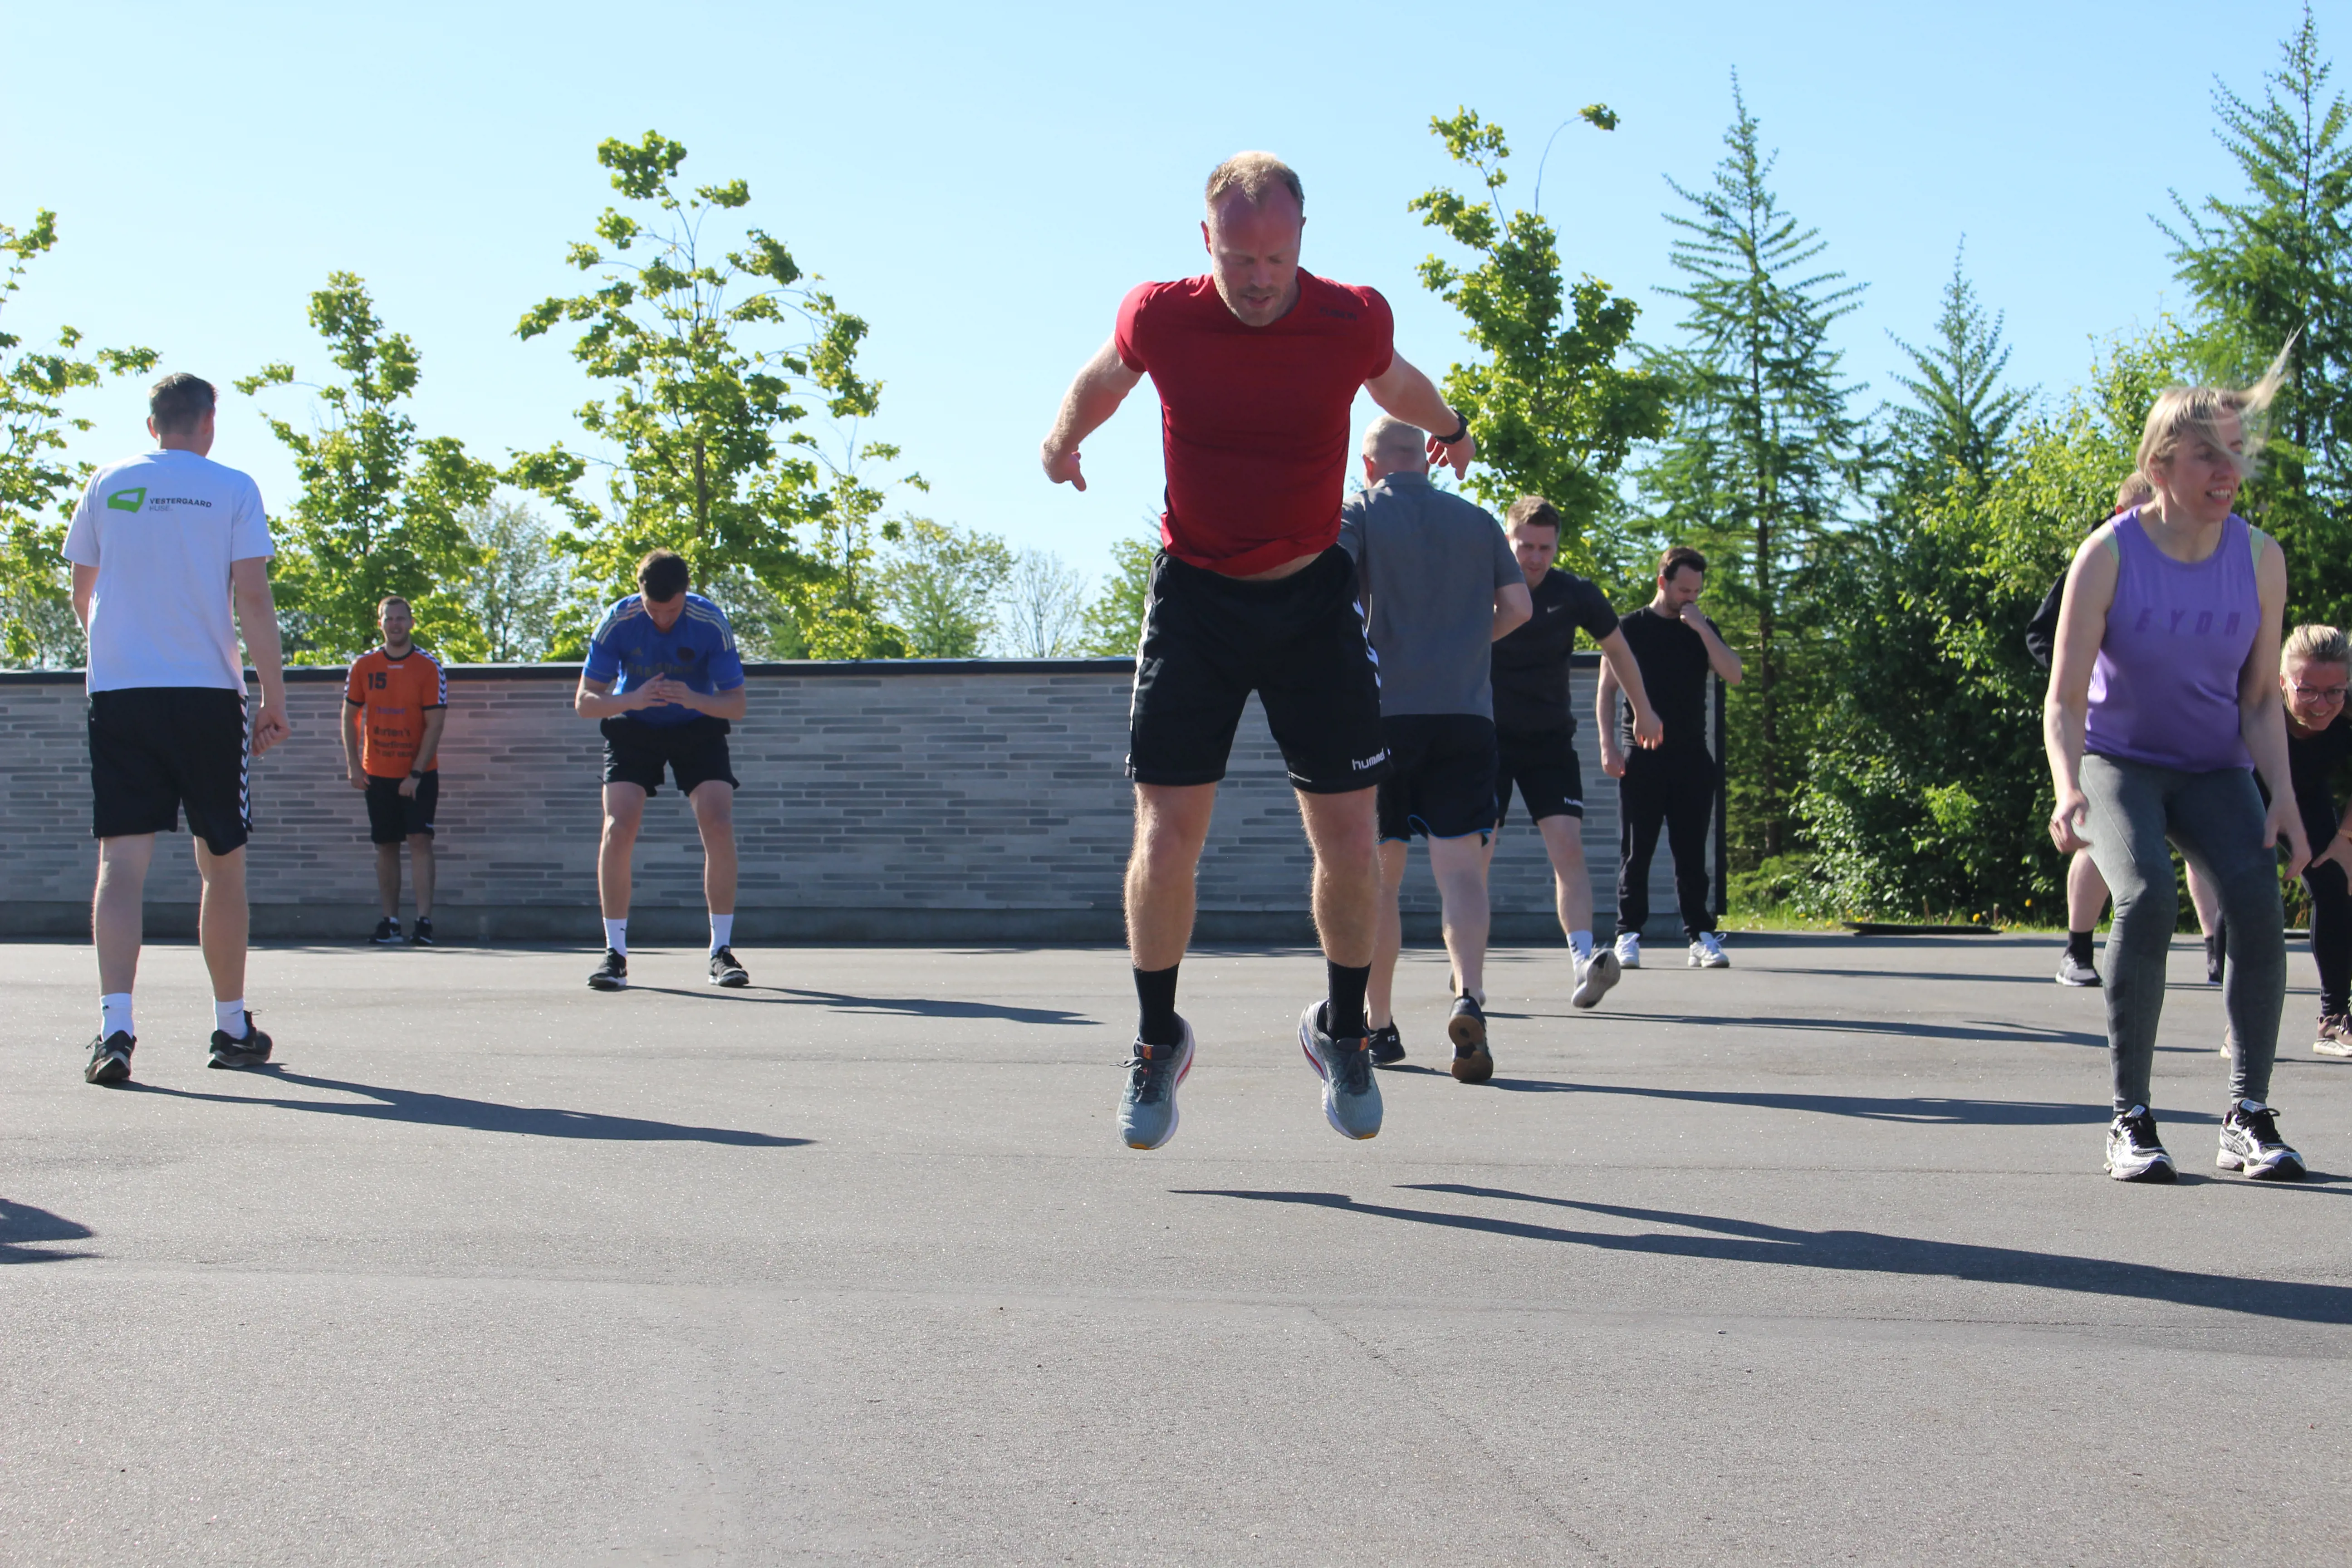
[1494, 725, 1585, 824]
[1127, 547, 1389, 794]
[364, 771, 440, 843]
[601, 715, 738, 797]
[88, 686, 250, 855]
[1377, 714, 1498, 842]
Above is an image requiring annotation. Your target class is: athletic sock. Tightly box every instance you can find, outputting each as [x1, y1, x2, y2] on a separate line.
[710, 914, 734, 954]
[100, 993, 134, 1040]
[214, 998, 249, 1040]
[603, 918, 627, 956]
[1134, 964, 1182, 1047]
[2067, 929, 2095, 963]
[1568, 929, 1594, 961]
[1326, 960, 1371, 1040]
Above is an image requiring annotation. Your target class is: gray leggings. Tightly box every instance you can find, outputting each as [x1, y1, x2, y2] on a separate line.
[2080, 753, 2283, 1112]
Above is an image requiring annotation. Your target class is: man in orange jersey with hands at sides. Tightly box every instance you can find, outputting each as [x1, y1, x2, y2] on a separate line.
[344, 596, 447, 948]
[1040, 150, 1478, 1150]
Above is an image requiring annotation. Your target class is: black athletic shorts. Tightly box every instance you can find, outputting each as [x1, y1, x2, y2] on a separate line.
[1127, 547, 1389, 794]
[364, 771, 440, 843]
[1494, 725, 1585, 824]
[88, 686, 250, 855]
[1377, 714, 1498, 841]
[601, 715, 738, 796]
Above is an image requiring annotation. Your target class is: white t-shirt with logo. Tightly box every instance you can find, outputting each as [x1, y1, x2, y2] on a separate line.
[61, 449, 275, 693]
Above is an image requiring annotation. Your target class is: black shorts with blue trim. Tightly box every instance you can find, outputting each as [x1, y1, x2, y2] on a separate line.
[1377, 714, 1498, 841]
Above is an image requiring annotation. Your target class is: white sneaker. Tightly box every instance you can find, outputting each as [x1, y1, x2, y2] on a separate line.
[1613, 932, 1642, 970]
[1689, 932, 1729, 968]
[1570, 948, 1621, 1010]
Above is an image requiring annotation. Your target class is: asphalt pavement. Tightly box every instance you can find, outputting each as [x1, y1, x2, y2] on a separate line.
[5, 931, 2349, 1565]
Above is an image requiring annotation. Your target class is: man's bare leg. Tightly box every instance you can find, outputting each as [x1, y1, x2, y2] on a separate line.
[598, 783, 647, 920]
[375, 842, 402, 918]
[1297, 787, 1380, 969]
[1427, 833, 1491, 1004]
[1368, 840, 1410, 1029]
[93, 833, 156, 996]
[192, 840, 249, 1004]
[408, 834, 435, 919]
[689, 780, 737, 915]
[1538, 814, 1592, 941]
[2066, 847, 2109, 932]
[1127, 783, 1216, 972]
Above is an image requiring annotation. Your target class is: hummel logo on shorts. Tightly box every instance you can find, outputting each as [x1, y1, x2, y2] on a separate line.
[1352, 750, 1390, 770]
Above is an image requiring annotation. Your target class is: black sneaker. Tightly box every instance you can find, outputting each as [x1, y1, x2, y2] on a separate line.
[371, 916, 402, 946]
[84, 1030, 134, 1085]
[207, 1013, 273, 1070]
[588, 948, 628, 991]
[708, 946, 750, 987]
[408, 916, 435, 947]
[2056, 949, 2101, 987]
[2105, 1105, 2177, 1182]
[2217, 1100, 2306, 1180]
[1368, 1022, 1405, 1067]
[1447, 995, 1493, 1084]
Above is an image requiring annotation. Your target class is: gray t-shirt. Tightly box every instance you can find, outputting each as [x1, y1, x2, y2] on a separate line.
[1338, 472, 1520, 719]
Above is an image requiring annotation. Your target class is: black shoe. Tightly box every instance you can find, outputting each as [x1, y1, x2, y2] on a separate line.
[2105, 1105, 2177, 1182]
[1368, 1023, 1405, 1067]
[2056, 949, 2101, 987]
[85, 1030, 134, 1085]
[371, 916, 401, 946]
[588, 948, 628, 991]
[2218, 1100, 2306, 1180]
[708, 946, 750, 987]
[2206, 929, 2225, 986]
[1447, 995, 1493, 1084]
[408, 916, 435, 947]
[208, 1014, 274, 1070]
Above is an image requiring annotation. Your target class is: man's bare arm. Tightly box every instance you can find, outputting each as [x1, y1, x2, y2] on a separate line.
[1040, 338, 1144, 491]
[1596, 661, 1628, 777]
[1491, 581, 1532, 641]
[72, 563, 98, 628]
[414, 706, 448, 771]
[1595, 628, 1662, 748]
[1684, 609, 1743, 684]
[342, 698, 367, 785]
[1363, 350, 1474, 478]
[231, 557, 291, 755]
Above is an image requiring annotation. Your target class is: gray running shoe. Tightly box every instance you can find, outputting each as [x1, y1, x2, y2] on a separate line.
[85, 1030, 134, 1085]
[2104, 1105, 2176, 1182]
[708, 946, 750, 987]
[2217, 1100, 2305, 1180]
[1570, 948, 1621, 1010]
[1299, 1003, 1382, 1140]
[207, 1013, 273, 1070]
[2315, 1014, 2352, 1057]
[588, 949, 628, 991]
[1367, 1023, 1406, 1067]
[2056, 949, 2101, 987]
[1446, 995, 1493, 1084]
[1117, 1018, 1195, 1151]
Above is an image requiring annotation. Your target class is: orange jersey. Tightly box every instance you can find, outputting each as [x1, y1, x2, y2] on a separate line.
[345, 647, 447, 778]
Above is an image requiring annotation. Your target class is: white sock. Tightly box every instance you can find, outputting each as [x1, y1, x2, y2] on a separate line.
[1568, 930, 1593, 961]
[100, 992, 134, 1040]
[603, 918, 627, 956]
[214, 998, 248, 1039]
[710, 914, 734, 953]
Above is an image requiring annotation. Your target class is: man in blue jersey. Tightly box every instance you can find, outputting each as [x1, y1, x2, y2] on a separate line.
[573, 549, 751, 990]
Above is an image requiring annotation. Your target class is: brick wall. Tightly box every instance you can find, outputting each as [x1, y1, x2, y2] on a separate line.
[0, 660, 1710, 943]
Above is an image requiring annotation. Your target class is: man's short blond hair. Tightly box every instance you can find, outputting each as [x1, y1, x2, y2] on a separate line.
[1205, 152, 1303, 217]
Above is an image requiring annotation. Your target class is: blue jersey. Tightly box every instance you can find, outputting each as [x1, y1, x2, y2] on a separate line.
[583, 593, 746, 727]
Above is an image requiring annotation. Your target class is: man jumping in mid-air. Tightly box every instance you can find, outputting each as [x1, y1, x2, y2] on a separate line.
[1041, 150, 1477, 1149]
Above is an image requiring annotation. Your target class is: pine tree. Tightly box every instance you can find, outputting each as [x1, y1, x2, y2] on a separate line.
[1886, 244, 2031, 503]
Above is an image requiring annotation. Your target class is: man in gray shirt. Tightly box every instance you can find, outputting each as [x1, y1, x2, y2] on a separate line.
[1339, 416, 1531, 1082]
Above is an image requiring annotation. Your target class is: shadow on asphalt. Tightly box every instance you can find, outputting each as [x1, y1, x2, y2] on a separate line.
[1177, 1185, 2352, 1324]
[0, 1200, 95, 1264]
[1480, 1080, 2121, 1125]
[627, 984, 1092, 1026]
[1583, 1014, 2107, 1049]
[123, 1070, 810, 1146]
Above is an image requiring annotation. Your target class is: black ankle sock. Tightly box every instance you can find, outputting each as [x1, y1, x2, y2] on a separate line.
[1134, 964, 1182, 1046]
[1325, 960, 1371, 1039]
[2068, 929, 2095, 962]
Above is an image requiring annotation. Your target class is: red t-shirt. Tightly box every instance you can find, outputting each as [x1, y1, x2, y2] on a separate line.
[1116, 272, 1394, 577]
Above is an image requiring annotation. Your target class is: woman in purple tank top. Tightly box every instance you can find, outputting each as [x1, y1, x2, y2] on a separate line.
[2044, 352, 2309, 1183]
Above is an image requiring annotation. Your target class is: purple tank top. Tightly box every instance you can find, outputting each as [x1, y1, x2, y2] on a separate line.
[2084, 509, 2259, 772]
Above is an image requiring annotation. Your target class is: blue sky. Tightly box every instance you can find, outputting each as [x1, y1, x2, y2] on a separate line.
[0, 1, 2315, 588]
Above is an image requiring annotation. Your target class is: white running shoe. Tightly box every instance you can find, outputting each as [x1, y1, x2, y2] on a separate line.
[1613, 931, 1642, 970]
[1689, 932, 1730, 968]
[1570, 948, 1621, 1009]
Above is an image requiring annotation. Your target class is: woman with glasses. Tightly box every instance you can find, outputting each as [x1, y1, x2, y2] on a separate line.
[2045, 349, 2309, 1182]
[2279, 624, 2352, 1055]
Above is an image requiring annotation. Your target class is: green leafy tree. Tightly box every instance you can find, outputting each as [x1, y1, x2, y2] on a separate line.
[238, 273, 496, 662]
[991, 549, 1087, 658]
[1638, 78, 1868, 864]
[457, 496, 570, 662]
[0, 210, 158, 665]
[2161, 1, 2352, 627]
[514, 131, 920, 657]
[1411, 107, 1670, 571]
[871, 516, 1015, 657]
[1077, 521, 1159, 657]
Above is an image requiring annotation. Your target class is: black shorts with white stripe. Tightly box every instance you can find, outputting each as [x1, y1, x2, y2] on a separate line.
[88, 686, 251, 853]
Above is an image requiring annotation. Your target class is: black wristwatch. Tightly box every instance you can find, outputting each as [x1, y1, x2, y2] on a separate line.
[1437, 412, 1469, 446]
[410, 769, 427, 779]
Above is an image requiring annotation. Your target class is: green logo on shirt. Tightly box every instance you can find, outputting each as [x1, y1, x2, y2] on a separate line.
[106, 487, 146, 512]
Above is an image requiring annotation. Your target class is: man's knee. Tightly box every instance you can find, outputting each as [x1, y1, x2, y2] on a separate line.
[691, 785, 735, 832]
